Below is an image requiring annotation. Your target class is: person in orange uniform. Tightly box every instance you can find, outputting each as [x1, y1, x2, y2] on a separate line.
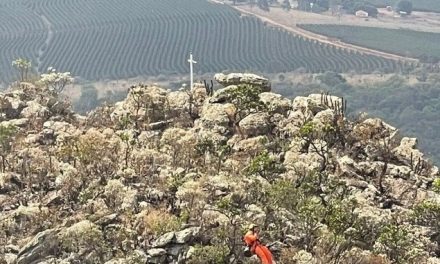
[244, 224, 274, 264]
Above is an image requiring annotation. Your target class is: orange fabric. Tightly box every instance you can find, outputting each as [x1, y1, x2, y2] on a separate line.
[255, 245, 274, 264]
[244, 231, 274, 264]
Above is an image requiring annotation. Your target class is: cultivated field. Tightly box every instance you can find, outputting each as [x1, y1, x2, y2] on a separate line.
[0, 0, 403, 84]
[298, 25, 440, 59]
[369, 0, 440, 13]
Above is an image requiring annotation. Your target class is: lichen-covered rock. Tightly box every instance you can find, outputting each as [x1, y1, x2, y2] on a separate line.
[293, 250, 317, 264]
[112, 85, 168, 123]
[291, 94, 342, 115]
[312, 109, 335, 129]
[231, 135, 267, 155]
[147, 248, 167, 264]
[4, 96, 26, 119]
[0, 172, 21, 193]
[352, 118, 398, 142]
[209, 85, 237, 104]
[258, 92, 291, 115]
[202, 209, 230, 226]
[245, 204, 266, 227]
[175, 227, 201, 244]
[200, 102, 235, 126]
[16, 228, 59, 264]
[393, 137, 424, 163]
[42, 120, 78, 142]
[214, 73, 271, 91]
[239, 112, 271, 137]
[4, 253, 17, 264]
[167, 91, 189, 111]
[1, 118, 29, 128]
[152, 232, 175, 248]
[21, 100, 50, 119]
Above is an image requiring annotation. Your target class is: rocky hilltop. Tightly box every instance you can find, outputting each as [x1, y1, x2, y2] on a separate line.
[1, 73, 440, 264]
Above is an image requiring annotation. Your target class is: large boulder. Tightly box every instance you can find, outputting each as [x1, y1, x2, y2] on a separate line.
[152, 232, 175, 248]
[147, 248, 167, 264]
[21, 100, 50, 119]
[42, 121, 78, 142]
[214, 73, 271, 91]
[352, 118, 398, 142]
[312, 109, 335, 129]
[209, 85, 238, 104]
[16, 229, 60, 264]
[0, 172, 21, 193]
[195, 103, 235, 135]
[392, 137, 424, 164]
[259, 92, 291, 115]
[231, 135, 267, 155]
[1, 118, 29, 128]
[112, 85, 168, 123]
[239, 112, 271, 137]
[167, 91, 189, 112]
[4, 95, 26, 119]
[174, 227, 201, 244]
[291, 94, 342, 115]
[4, 253, 17, 264]
[201, 209, 230, 226]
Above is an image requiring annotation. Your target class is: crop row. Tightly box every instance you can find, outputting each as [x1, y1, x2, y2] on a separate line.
[37, 8, 400, 80]
[299, 24, 440, 59]
[0, 0, 404, 84]
[0, 33, 47, 85]
[0, 5, 46, 37]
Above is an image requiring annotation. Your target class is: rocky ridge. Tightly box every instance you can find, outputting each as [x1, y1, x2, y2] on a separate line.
[0, 74, 440, 264]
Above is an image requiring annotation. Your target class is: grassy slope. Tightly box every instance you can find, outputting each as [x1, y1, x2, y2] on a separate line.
[298, 24, 440, 59]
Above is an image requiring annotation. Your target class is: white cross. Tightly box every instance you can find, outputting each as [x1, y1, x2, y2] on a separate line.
[188, 52, 197, 89]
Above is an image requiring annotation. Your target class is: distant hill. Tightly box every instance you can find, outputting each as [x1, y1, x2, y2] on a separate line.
[0, 0, 403, 84]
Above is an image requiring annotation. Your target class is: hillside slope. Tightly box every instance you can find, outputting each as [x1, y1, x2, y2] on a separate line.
[1, 74, 440, 264]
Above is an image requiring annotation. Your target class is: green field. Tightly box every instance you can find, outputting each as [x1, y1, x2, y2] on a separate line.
[299, 25, 440, 60]
[368, 0, 440, 12]
[0, 0, 404, 84]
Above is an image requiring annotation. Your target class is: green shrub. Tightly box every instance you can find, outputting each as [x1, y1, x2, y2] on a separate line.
[245, 150, 285, 182]
[374, 224, 423, 263]
[142, 209, 182, 237]
[433, 178, 440, 193]
[187, 245, 230, 264]
[412, 200, 440, 229]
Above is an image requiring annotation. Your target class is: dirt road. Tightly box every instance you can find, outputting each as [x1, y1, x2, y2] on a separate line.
[210, 0, 419, 63]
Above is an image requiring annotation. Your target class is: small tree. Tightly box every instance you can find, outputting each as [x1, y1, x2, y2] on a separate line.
[40, 67, 74, 94]
[245, 150, 285, 182]
[396, 0, 413, 15]
[0, 124, 17, 172]
[226, 84, 267, 137]
[74, 85, 99, 114]
[281, 0, 291, 10]
[258, 0, 270, 11]
[119, 132, 136, 169]
[375, 223, 423, 263]
[12, 58, 32, 82]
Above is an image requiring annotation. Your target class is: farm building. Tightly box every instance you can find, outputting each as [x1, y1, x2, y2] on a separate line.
[355, 10, 369, 17]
